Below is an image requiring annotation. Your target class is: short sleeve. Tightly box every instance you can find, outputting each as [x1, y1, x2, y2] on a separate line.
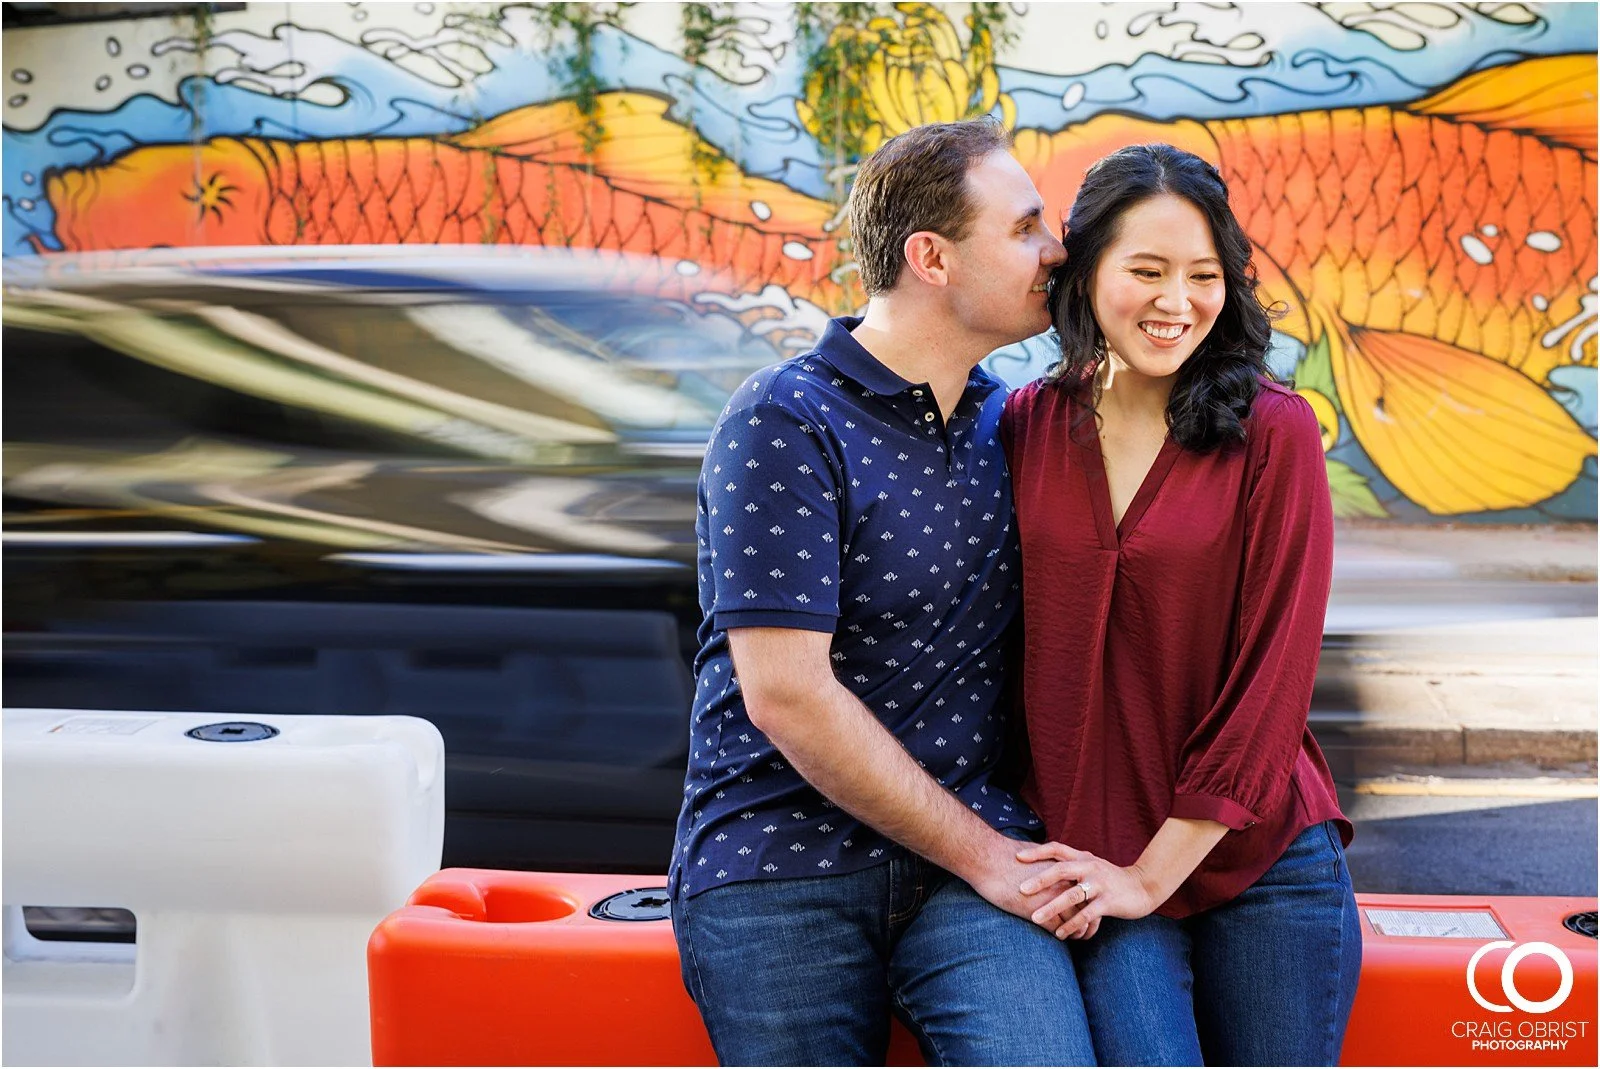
[703, 401, 842, 634]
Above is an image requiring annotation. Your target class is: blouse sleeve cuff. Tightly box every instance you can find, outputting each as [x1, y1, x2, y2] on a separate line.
[714, 609, 838, 634]
[1170, 792, 1263, 831]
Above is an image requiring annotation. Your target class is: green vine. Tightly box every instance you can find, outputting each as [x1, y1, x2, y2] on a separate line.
[795, 2, 882, 201]
[680, 3, 742, 185]
[187, 2, 216, 142]
[794, 2, 1018, 207]
[967, 2, 1018, 62]
[526, 2, 634, 155]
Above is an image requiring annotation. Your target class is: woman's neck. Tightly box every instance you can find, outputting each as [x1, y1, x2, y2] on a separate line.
[1095, 349, 1175, 423]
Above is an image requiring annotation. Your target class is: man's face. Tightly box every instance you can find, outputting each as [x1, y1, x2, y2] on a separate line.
[943, 151, 1066, 348]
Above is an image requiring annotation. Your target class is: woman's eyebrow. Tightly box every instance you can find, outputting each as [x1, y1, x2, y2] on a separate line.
[1124, 252, 1223, 267]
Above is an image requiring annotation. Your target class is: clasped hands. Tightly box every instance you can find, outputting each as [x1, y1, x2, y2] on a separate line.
[1006, 841, 1158, 941]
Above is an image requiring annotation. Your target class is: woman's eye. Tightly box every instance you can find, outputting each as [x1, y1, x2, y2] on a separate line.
[1193, 273, 1220, 282]
[1132, 269, 1160, 279]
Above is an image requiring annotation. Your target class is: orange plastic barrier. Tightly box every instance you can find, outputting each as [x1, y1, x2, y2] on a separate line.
[369, 870, 1597, 1067]
[1341, 893, 1596, 1067]
[366, 869, 922, 1066]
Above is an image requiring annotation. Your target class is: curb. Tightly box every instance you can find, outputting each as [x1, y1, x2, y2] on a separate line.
[1309, 617, 1597, 774]
[1309, 718, 1598, 777]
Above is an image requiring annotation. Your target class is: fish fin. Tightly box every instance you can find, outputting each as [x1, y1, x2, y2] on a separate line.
[1408, 54, 1597, 161]
[1322, 316, 1596, 515]
[1250, 244, 1312, 345]
[448, 92, 833, 234]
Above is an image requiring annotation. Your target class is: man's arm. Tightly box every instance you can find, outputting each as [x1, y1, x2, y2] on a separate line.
[730, 625, 1066, 919]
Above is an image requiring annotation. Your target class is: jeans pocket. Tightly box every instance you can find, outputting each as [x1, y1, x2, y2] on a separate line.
[670, 887, 704, 1002]
[1322, 819, 1348, 886]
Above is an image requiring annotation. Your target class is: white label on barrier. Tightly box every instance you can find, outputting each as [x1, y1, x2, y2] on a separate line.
[1365, 908, 1508, 939]
[48, 717, 160, 736]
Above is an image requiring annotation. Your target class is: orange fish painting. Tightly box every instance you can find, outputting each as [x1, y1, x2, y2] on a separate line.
[38, 93, 850, 312]
[30, 43, 1598, 518]
[1017, 54, 1597, 516]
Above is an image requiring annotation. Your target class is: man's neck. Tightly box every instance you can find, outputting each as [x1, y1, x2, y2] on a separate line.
[850, 298, 987, 418]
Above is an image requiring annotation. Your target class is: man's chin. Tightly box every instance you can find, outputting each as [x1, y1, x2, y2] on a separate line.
[999, 316, 1053, 348]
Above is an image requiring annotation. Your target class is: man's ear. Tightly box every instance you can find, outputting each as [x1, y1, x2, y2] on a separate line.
[902, 231, 950, 288]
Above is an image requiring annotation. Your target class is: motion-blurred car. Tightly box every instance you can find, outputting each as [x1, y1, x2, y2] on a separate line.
[3, 246, 806, 873]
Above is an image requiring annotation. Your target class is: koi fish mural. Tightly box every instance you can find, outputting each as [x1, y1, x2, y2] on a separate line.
[37, 93, 849, 311]
[4, 2, 1596, 522]
[1014, 53, 1598, 516]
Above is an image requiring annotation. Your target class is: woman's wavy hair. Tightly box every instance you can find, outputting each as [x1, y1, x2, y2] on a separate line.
[1044, 142, 1277, 452]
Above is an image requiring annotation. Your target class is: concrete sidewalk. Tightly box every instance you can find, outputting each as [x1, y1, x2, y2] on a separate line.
[1312, 524, 1596, 776]
[1333, 522, 1596, 583]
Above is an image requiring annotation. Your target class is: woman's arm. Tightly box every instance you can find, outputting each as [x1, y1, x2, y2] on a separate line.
[1015, 816, 1228, 939]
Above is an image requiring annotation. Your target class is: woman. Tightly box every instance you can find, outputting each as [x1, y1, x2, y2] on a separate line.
[1001, 143, 1361, 1066]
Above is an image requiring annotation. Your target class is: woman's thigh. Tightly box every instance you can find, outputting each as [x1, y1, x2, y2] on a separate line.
[1070, 913, 1204, 1066]
[1189, 821, 1363, 1067]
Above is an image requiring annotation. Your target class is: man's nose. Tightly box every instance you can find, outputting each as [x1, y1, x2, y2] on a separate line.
[1041, 233, 1066, 267]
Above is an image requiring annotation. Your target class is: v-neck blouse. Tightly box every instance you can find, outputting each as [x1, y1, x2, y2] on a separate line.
[1002, 377, 1350, 918]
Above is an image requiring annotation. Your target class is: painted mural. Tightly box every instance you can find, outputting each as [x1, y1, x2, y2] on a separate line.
[3, 1, 1596, 522]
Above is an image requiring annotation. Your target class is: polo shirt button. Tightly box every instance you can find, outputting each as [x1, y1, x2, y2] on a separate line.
[923, 412, 935, 423]
[912, 388, 924, 398]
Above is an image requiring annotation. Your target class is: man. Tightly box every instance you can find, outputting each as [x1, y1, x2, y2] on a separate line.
[669, 119, 1092, 1066]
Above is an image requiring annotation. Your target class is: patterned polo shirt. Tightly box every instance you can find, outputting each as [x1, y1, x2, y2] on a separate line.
[670, 316, 1039, 898]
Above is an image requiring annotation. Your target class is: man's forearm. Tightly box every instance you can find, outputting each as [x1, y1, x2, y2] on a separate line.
[752, 676, 1007, 884]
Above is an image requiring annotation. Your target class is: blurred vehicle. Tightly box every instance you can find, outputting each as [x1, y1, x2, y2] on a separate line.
[3, 246, 799, 873]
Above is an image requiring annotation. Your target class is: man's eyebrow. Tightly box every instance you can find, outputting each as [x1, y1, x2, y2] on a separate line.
[1013, 205, 1044, 227]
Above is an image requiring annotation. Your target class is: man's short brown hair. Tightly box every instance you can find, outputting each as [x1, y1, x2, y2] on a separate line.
[848, 118, 1012, 296]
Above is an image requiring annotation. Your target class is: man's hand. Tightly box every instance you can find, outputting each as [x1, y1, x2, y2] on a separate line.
[960, 833, 1079, 922]
[1013, 841, 1159, 940]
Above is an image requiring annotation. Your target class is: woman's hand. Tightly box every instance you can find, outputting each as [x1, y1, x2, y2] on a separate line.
[1014, 841, 1159, 940]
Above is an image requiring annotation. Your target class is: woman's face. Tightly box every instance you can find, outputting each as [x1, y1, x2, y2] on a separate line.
[1089, 193, 1226, 383]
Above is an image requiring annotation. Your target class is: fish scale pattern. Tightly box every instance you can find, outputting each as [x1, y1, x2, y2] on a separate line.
[241, 135, 848, 310]
[1214, 108, 1597, 382]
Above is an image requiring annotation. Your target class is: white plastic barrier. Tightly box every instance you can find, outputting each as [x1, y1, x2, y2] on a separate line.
[2, 709, 444, 1067]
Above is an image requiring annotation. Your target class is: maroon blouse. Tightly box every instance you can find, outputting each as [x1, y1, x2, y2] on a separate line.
[1002, 378, 1350, 918]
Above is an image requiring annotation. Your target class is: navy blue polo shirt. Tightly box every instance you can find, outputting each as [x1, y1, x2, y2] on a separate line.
[670, 316, 1039, 898]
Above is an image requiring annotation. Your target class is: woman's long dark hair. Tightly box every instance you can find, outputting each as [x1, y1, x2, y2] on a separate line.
[1045, 143, 1277, 452]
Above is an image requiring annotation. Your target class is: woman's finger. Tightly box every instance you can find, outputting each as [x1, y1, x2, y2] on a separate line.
[1019, 860, 1089, 896]
[1014, 841, 1082, 864]
[1069, 914, 1102, 941]
[1032, 883, 1089, 928]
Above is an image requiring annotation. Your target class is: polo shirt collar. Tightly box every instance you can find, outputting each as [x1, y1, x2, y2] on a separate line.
[815, 316, 919, 396]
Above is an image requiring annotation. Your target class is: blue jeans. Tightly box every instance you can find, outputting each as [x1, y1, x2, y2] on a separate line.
[673, 840, 1096, 1066]
[1070, 820, 1362, 1067]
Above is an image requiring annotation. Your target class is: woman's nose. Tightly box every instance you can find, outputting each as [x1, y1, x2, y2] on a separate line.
[1153, 278, 1191, 313]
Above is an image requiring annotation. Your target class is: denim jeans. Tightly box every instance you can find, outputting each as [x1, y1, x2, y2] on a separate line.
[1070, 820, 1362, 1067]
[673, 839, 1096, 1067]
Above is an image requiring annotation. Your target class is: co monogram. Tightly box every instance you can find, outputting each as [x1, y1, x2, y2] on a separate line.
[1467, 941, 1575, 1015]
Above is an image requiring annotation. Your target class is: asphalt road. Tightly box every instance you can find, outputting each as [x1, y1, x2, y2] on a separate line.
[1337, 779, 1598, 897]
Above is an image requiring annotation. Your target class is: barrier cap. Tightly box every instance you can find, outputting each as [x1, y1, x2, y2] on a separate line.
[185, 721, 280, 743]
[588, 888, 672, 922]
